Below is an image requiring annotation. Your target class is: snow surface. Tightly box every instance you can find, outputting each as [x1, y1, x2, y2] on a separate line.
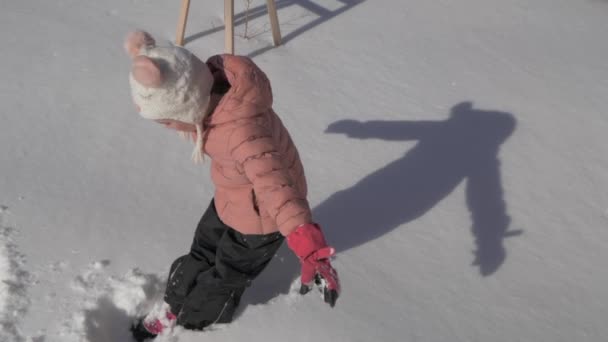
[1, 0, 608, 341]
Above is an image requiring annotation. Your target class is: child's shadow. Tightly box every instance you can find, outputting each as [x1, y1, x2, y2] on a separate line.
[241, 101, 521, 308]
[318, 101, 522, 276]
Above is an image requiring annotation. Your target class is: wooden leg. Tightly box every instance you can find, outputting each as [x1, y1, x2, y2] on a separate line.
[176, 0, 191, 46]
[225, 0, 234, 54]
[266, 0, 282, 46]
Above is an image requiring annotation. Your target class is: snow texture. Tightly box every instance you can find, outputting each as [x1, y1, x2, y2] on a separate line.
[1, 0, 608, 341]
[0, 207, 31, 342]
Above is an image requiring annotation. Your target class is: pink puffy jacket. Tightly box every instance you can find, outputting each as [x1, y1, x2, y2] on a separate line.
[202, 55, 312, 236]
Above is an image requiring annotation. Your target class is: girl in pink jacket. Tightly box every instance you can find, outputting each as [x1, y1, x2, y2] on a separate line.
[124, 31, 340, 340]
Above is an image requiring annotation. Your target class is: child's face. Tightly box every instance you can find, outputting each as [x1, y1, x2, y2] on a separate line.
[154, 119, 196, 132]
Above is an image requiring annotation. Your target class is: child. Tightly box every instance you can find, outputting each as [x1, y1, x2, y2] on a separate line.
[124, 31, 340, 340]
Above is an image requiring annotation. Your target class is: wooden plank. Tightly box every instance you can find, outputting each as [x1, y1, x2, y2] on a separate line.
[266, 0, 282, 46]
[225, 0, 234, 54]
[175, 0, 191, 46]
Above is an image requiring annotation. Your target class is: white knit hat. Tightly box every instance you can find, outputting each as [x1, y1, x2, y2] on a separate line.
[129, 43, 214, 162]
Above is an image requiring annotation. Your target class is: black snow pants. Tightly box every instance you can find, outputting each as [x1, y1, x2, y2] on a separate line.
[163, 200, 284, 330]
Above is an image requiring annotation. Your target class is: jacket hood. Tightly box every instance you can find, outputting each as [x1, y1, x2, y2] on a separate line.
[205, 54, 273, 126]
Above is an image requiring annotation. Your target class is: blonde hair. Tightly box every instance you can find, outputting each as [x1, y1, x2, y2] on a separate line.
[179, 108, 214, 163]
[177, 125, 204, 163]
[192, 122, 205, 163]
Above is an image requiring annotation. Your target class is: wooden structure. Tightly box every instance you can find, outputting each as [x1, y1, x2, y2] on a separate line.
[176, 0, 282, 54]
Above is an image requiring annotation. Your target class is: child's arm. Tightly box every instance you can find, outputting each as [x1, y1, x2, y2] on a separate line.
[228, 122, 312, 236]
[326, 119, 438, 141]
[228, 122, 340, 306]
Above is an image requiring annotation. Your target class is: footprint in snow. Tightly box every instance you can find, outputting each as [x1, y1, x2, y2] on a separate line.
[0, 206, 31, 342]
[61, 263, 165, 341]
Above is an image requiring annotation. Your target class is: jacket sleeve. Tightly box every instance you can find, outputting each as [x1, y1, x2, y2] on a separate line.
[228, 122, 312, 236]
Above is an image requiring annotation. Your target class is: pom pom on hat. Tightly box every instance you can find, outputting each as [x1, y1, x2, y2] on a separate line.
[126, 31, 214, 162]
[124, 31, 156, 58]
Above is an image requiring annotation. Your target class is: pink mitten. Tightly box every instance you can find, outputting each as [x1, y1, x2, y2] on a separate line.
[286, 223, 340, 307]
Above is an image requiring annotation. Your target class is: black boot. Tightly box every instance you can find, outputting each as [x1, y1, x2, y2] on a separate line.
[130, 318, 158, 342]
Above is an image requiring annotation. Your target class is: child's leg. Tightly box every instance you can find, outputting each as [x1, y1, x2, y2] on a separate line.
[176, 228, 284, 330]
[164, 200, 227, 314]
[189, 200, 228, 263]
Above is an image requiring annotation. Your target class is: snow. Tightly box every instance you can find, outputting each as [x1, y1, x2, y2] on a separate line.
[0, 207, 31, 342]
[1, 0, 608, 341]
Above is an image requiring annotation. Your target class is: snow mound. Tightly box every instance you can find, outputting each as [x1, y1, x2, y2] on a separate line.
[0, 206, 31, 342]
